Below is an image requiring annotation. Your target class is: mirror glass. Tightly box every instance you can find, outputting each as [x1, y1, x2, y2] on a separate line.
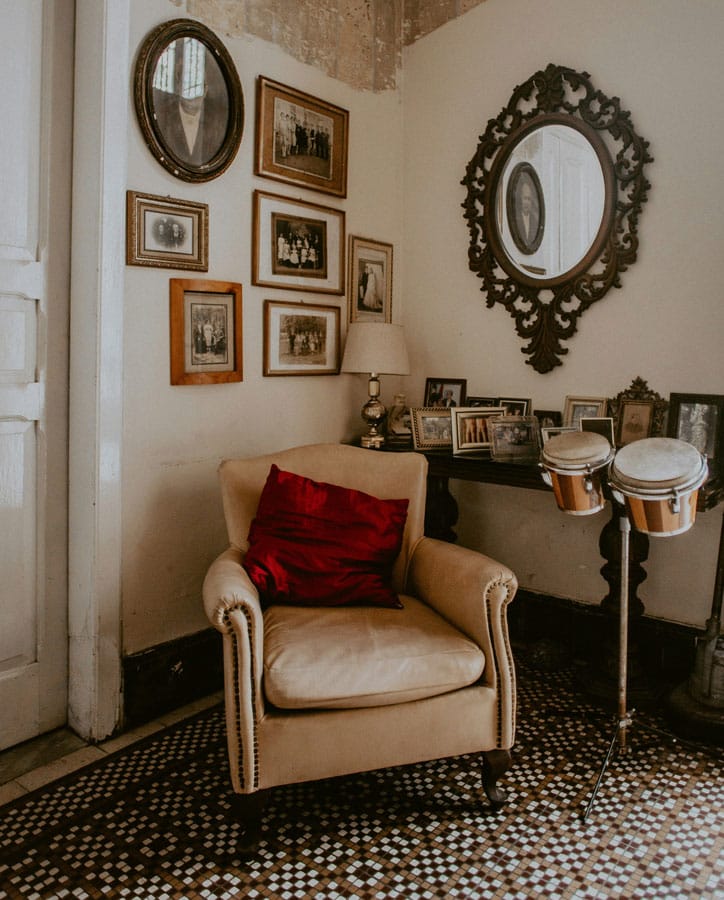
[495, 122, 606, 281]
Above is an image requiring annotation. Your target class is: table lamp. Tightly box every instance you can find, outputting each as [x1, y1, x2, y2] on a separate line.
[341, 322, 410, 449]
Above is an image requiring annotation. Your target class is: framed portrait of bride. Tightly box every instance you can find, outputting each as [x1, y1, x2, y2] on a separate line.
[348, 235, 393, 323]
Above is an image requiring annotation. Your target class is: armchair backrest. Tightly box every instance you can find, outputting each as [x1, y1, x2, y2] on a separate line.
[218, 443, 428, 593]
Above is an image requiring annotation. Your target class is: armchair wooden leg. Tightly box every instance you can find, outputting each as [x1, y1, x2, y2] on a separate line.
[481, 749, 512, 809]
[233, 790, 269, 857]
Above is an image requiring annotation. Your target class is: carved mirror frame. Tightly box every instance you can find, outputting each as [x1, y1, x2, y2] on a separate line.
[134, 19, 244, 183]
[462, 64, 653, 373]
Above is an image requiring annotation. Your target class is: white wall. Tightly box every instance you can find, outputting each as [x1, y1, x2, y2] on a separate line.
[401, 0, 724, 627]
[122, 0, 404, 653]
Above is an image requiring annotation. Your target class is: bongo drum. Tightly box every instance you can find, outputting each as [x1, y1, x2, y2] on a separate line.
[609, 437, 708, 537]
[540, 431, 615, 515]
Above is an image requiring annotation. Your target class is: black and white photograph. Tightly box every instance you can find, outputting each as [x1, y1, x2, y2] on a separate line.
[506, 161, 545, 254]
[255, 76, 349, 197]
[253, 191, 345, 294]
[563, 396, 608, 427]
[668, 393, 724, 476]
[126, 191, 208, 271]
[264, 300, 340, 376]
[423, 378, 467, 408]
[617, 400, 653, 446]
[348, 236, 393, 323]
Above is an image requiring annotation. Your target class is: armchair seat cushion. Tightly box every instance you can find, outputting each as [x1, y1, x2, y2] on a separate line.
[263, 596, 486, 710]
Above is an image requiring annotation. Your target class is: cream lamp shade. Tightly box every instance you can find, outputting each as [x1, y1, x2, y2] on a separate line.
[341, 323, 410, 448]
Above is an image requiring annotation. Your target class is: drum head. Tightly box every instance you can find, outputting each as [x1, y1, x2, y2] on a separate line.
[541, 430, 612, 469]
[611, 437, 706, 491]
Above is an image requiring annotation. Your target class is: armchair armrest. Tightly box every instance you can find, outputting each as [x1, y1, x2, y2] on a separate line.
[202, 546, 265, 793]
[408, 537, 518, 746]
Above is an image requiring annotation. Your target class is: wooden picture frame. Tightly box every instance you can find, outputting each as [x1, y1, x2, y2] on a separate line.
[411, 408, 453, 450]
[668, 392, 724, 479]
[133, 19, 244, 183]
[255, 75, 349, 198]
[423, 378, 467, 408]
[263, 299, 340, 376]
[563, 395, 608, 427]
[126, 191, 208, 271]
[348, 236, 393, 323]
[169, 279, 242, 385]
[252, 190, 345, 294]
[451, 407, 505, 455]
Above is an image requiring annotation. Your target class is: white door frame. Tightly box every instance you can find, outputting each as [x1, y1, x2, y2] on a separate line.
[68, 0, 129, 741]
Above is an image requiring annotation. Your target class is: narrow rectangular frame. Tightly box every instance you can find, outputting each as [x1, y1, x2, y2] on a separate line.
[423, 378, 467, 408]
[411, 407, 453, 451]
[255, 75, 349, 198]
[563, 395, 608, 427]
[169, 279, 242, 385]
[263, 299, 340, 376]
[126, 190, 208, 271]
[252, 190, 345, 294]
[668, 392, 724, 479]
[348, 235, 393, 323]
[617, 399, 654, 446]
[451, 406, 505, 454]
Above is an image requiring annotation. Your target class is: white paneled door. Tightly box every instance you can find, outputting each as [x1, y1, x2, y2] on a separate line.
[0, 1, 73, 750]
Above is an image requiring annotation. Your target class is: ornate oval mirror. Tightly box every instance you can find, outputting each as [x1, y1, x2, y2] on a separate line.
[462, 65, 652, 373]
[134, 19, 244, 183]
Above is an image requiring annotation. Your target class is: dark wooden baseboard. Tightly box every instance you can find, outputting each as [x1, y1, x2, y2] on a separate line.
[123, 629, 224, 728]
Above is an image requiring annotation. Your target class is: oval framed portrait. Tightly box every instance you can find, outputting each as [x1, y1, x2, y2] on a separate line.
[506, 162, 545, 255]
[133, 18, 244, 183]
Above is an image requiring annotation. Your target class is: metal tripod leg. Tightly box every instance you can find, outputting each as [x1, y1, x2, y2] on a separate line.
[582, 513, 632, 822]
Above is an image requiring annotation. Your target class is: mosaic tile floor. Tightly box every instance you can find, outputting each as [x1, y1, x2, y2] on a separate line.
[0, 660, 722, 899]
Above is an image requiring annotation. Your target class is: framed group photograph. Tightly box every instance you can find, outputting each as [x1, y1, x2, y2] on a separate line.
[255, 75, 349, 198]
[411, 408, 453, 450]
[423, 378, 467, 408]
[252, 190, 345, 294]
[563, 395, 608, 427]
[489, 415, 542, 463]
[348, 236, 393, 323]
[169, 279, 242, 385]
[668, 392, 724, 478]
[263, 300, 340, 376]
[451, 406, 505, 455]
[126, 191, 208, 271]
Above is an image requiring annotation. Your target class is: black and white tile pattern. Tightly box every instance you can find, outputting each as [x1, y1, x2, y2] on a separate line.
[1, 662, 722, 899]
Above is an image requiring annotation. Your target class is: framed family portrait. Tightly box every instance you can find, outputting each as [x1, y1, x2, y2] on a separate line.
[411, 408, 453, 450]
[668, 393, 724, 478]
[252, 190, 345, 294]
[263, 300, 340, 376]
[348, 236, 393, 323]
[255, 76, 349, 198]
[169, 279, 242, 385]
[133, 19, 244, 183]
[451, 407, 505, 455]
[126, 191, 208, 271]
[563, 395, 608, 427]
[489, 415, 541, 463]
[423, 378, 467, 408]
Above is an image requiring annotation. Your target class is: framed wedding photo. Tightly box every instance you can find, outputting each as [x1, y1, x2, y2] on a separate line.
[255, 75, 349, 198]
[126, 191, 208, 271]
[169, 279, 242, 385]
[348, 236, 393, 323]
[263, 299, 340, 376]
[252, 190, 345, 294]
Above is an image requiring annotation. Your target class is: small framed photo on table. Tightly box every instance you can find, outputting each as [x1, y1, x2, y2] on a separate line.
[126, 191, 208, 271]
[563, 396, 608, 427]
[411, 408, 453, 450]
[451, 407, 505, 455]
[169, 279, 242, 385]
[489, 415, 541, 463]
[581, 417, 615, 446]
[423, 378, 467, 408]
[616, 400, 654, 446]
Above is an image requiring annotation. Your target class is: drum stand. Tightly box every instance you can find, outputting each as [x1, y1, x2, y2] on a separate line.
[582, 510, 636, 822]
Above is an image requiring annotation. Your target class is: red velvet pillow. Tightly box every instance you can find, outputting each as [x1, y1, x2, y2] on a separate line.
[243, 465, 409, 608]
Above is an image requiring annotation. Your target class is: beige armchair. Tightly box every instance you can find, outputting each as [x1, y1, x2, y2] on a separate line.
[203, 443, 518, 852]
